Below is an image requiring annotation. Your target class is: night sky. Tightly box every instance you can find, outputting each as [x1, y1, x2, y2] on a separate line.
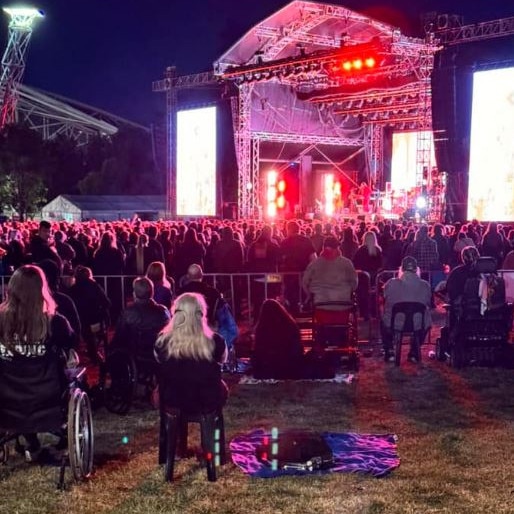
[5, 0, 514, 125]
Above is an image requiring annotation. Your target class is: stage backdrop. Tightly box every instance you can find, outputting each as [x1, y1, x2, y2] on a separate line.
[432, 35, 514, 222]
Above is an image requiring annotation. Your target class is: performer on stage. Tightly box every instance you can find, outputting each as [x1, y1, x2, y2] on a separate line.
[359, 182, 372, 213]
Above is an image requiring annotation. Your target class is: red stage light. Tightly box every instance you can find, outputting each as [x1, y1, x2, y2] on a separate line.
[342, 61, 352, 71]
[365, 57, 376, 68]
[352, 59, 363, 70]
[277, 179, 286, 193]
[276, 195, 286, 209]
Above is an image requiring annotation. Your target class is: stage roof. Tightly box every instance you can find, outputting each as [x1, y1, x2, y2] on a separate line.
[215, 0, 399, 73]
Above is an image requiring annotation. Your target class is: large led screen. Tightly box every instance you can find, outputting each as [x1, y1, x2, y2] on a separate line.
[468, 67, 514, 221]
[391, 131, 436, 191]
[176, 106, 217, 216]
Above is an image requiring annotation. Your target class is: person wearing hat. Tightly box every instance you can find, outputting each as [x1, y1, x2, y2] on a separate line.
[381, 256, 432, 363]
[302, 236, 358, 319]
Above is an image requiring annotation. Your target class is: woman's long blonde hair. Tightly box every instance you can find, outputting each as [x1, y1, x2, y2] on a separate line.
[155, 292, 214, 361]
[0, 265, 56, 351]
[362, 230, 381, 257]
[146, 261, 171, 288]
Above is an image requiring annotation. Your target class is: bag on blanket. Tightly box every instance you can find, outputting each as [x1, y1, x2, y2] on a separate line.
[256, 430, 334, 471]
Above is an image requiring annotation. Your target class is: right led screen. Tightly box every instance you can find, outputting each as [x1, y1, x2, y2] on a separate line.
[467, 67, 514, 221]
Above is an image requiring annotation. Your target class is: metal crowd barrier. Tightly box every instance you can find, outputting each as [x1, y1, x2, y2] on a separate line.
[0, 268, 512, 330]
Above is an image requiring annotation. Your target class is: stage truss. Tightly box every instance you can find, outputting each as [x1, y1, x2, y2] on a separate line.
[154, 1, 514, 221]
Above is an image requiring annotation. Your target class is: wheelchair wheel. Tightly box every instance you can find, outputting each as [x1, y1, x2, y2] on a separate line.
[103, 350, 137, 415]
[68, 388, 94, 481]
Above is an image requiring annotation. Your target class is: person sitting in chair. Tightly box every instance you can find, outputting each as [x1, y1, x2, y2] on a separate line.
[110, 277, 170, 359]
[302, 236, 358, 323]
[179, 264, 238, 352]
[252, 299, 306, 379]
[0, 265, 75, 460]
[381, 256, 432, 363]
[154, 292, 228, 415]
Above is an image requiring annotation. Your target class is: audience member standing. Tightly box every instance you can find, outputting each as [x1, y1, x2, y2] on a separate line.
[28, 220, 62, 271]
[353, 230, 383, 319]
[174, 227, 206, 283]
[279, 221, 316, 315]
[92, 230, 125, 322]
[406, 224, 439, 273]
[146, 261, 174, 310]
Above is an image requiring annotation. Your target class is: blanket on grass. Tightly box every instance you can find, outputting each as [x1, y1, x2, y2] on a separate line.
[230, 429, 399, 478]
[238, 373, 354, 385]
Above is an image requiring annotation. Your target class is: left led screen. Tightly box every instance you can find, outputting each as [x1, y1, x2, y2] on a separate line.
[176, 106, 217, 216]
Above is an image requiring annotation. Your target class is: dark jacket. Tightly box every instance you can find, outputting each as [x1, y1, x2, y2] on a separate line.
[0, 313, 74, 432]
[111, 299, 170, 357]
[29, 236, 62, 270]
[156, 332, 227, 414]
[68, 279, 111, 326]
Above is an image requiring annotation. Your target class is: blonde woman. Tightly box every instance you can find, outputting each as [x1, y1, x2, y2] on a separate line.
[146, 261, 174, 309]
[353, 230, 383, 282]
[155, 292, 227, 414]
[352, 230, 383, 319]
[0, 265, 74, 458]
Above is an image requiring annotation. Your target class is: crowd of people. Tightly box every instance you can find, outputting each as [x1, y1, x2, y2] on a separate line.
[0, 212, 513, 461]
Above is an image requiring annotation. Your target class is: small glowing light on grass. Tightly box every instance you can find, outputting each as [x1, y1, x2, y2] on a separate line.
[271, 427, 279, 471]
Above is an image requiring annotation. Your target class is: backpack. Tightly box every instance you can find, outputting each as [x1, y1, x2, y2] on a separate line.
[478, 273, 506, 315]
[461, 257, 506, 317]
[213, 297, 238, 350]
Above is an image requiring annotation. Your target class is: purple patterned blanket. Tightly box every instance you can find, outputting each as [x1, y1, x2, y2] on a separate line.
[230, 429, 400, 478]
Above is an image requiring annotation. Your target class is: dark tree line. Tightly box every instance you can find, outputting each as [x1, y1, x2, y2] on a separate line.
[0, 123, 163, 220]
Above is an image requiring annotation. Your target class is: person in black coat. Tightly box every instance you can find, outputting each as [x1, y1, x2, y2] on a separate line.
[110, 277, 170, 359]
[252, 299, 306, 379]
[68, 265, 111, 362]
[28, 220, 62, 271]
[0, 265, 74, 458]
[155, 292, 227, 415]
[37, 259, 81, 350]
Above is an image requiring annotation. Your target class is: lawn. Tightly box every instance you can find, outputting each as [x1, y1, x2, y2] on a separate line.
[1, 350, 514, 514]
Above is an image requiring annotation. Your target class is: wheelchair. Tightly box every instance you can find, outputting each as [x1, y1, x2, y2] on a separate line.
[437, 303, 513, 368]
[0, 348, 94, 489]
[310, 298, 360, 371]
[436, 257, 513, 368]
[101, 328, 159, 415]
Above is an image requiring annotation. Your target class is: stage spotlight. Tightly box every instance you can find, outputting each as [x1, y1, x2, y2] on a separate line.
[342, 61, 352, 71]
[365, 57, 376, 68]
[415, 196, 427, 209]
[352, 59, 363, 70]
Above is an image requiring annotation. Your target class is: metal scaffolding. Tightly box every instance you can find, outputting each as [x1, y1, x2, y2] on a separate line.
[0, 7, 43, 127]
[152, 68, 219, 218]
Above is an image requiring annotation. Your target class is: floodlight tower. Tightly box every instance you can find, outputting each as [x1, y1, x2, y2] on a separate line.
[0, 6, 43, 127]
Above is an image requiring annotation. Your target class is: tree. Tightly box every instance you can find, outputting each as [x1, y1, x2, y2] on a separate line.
[0, 124, 48, 220]
[78, 127, 162, 195]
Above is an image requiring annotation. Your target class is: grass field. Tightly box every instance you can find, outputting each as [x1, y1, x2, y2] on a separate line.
[1, 346, 514, 514]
